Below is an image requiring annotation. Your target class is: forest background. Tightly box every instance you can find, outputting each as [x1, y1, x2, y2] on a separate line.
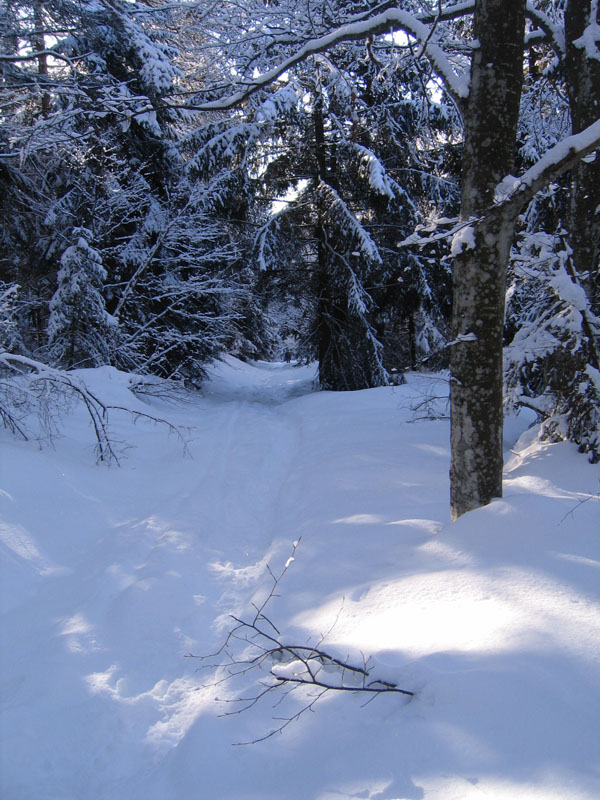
[1, 0, 599, 518]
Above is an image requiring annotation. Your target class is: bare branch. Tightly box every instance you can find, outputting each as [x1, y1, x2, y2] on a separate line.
[187, 540, 414, 744]
[0, 353, 189, 463]
[0, 50, 74, 66]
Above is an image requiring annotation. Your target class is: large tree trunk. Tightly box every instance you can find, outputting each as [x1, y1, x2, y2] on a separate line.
[565, 0, 600, 315]
[449, 0, 526, 520]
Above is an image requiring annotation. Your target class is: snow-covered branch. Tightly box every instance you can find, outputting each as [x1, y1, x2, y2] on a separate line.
[177, 0, 574, 117]
[494, 119, 600, 214]
[180, 8, 470, 112]
[0, 354, 120, 462]
[0, 354, 189, 463]
[525, 1, 566, 56]
[416, 1, 474, 24]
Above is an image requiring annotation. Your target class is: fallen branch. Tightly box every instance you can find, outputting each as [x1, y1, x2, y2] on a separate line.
[0, 353, 189, 463]
[187, 539, 414, 744]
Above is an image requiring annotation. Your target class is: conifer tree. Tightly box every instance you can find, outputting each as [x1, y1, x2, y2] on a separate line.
[47, 228, 114, 368]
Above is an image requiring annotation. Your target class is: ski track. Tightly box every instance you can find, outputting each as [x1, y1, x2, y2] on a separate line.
[0, 360, 319, 799]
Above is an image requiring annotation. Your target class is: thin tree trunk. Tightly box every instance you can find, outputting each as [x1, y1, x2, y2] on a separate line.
[33, 2, 50, 116]
[408, 311, 416, 370]
[449, 0, 526, 520]
[314, 91, 334, 386]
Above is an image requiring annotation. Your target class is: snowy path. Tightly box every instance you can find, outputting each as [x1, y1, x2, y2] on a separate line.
[1, 358, 599, 800]
[1, 359, 325, 798]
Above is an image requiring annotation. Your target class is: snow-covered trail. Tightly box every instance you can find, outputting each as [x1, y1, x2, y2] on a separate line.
[0, 359, 448, 798]
[1, 358, 599, 800]
[188, 362, 309, 550]
[0, 359, 318, 797]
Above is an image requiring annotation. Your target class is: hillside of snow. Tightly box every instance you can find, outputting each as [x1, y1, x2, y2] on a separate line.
[1, 357, 599, 800]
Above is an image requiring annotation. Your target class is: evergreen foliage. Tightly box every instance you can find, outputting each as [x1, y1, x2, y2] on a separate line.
[47, 228, 113, 368]
[506, 211, 600, 463]
[1, 0, 598, 478]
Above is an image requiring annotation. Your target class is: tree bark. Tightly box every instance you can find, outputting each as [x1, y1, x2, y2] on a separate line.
[565, 0, 600, 313]
[449, 0, 526, 520]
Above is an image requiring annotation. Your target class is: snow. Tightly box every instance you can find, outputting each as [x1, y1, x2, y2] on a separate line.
[318, 181, 382, 264]
[447, 332, 478, 345]
[2, 358, 600, 799]
[255, 84, 299, 123]
[550, 265, 593, 313]
[494, 174, 522, 204]
[356, 144, 396, 199]
[451, 224, 477, 256]
[573, 0, 600, 61]
[199, 9, 470, 111]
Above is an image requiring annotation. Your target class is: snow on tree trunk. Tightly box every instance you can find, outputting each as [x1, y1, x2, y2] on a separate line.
[450, 0, 526, 520]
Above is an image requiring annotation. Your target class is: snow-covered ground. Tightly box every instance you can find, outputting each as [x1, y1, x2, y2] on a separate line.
[1, 357, 599, 800]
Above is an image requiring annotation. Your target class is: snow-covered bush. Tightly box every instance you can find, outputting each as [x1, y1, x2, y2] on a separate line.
[506, 231, 600, 462]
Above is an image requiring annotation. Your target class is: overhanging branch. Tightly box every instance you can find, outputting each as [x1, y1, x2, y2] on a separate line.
[171, 8, 470, 113]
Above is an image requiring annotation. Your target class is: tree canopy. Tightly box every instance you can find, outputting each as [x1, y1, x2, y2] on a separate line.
[1, 0, 598, 516]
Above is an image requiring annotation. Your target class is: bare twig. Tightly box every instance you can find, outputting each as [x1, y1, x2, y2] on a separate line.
[559, 486, 600, 526]
[187, 540, 414, 744]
